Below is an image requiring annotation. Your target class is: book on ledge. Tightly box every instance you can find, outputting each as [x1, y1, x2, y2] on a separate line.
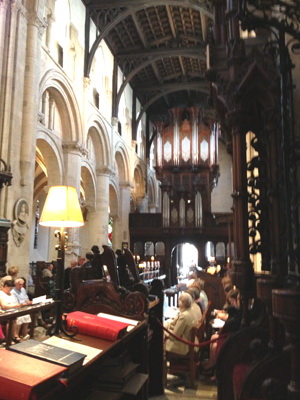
[65, 311, 136, 341]
[43, 335, 102, 366]
[8, 339, 86, 376]
[0, 349, 67, 400]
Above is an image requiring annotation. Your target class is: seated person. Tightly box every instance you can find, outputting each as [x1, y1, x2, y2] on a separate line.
[187, 278, 208, 312]
[0, 280, 26, 343]
[185, 287, 202, 323]
[0, 265, 19, 289]
[11, 278, 32, 339]
[202, 288, 241, 380]
[82, 252, 95, 280]
[165, 292, 195, 355]
[42, 263, 54, 279]
[214, 282, 235, 321]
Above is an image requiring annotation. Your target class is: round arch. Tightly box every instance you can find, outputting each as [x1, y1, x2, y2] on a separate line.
[86, 119, 112, 168]
[114, 143, 130, 184]
[39, 69, 83, 143]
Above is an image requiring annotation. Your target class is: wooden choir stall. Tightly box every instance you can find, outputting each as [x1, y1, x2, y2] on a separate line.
[0, 247, 164, 400]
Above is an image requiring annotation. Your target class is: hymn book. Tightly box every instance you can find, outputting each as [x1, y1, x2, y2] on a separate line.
[43, 335, 102, 365]
[65, 311, 137, 341]
[8, 339, 86, 376]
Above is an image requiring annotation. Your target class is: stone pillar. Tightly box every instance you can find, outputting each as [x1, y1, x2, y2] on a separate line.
[62, 143, 83, 265]
[0, 1, 10, 88]
[114, 183, 131, 249]
[5, 2, 45, 273]
[20, 4, 46, 186]
[88, 168, 111, 248]
[0, 1, 27, 217]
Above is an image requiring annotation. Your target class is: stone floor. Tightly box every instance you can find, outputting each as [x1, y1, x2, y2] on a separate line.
[150, 374, 217, 400]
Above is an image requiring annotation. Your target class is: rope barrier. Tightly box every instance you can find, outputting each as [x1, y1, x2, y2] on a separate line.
[153, 317, 228, 348]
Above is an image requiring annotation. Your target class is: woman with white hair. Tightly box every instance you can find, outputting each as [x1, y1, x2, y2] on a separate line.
[11, 278, 32, 339]
[165, 292, 195, 355]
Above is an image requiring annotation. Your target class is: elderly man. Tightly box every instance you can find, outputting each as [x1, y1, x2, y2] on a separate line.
[42, 263, 54, 279]
[165, 292, 195, 355]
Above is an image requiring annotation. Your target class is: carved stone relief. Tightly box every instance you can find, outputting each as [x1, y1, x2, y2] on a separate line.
[11, 199, 29, 247]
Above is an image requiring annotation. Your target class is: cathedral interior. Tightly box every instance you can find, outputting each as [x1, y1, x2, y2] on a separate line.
[0, 1, 300, 399]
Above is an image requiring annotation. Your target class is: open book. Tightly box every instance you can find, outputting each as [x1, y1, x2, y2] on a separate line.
[32, 295, 53, 305]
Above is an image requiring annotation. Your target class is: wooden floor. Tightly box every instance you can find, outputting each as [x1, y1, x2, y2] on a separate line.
[150, 374, 217, 400]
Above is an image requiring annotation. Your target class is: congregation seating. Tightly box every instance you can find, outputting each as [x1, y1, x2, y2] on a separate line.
[164, 301, 211, 389]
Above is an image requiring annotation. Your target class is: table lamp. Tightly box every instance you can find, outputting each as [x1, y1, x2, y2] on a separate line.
[39, 185, 84, 335]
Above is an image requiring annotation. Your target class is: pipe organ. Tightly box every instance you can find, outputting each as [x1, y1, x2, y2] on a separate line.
[155, 107, 219, 229]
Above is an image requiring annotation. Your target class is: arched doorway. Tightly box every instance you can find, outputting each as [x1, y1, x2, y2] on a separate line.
[171, 242, 198, 285]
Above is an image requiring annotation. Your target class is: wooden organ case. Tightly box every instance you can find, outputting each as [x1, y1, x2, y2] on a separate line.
[155, 107, 219, 231]
[129, 107, 233, 285]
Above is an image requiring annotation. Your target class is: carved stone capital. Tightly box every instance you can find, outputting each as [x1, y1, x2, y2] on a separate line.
[27, 11, 47, 37]
[96, 166, 114, 177]
[62, 142, 87, 156]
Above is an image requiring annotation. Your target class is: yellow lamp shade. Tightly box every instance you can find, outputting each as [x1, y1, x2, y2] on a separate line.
[39, 185, 84, 228]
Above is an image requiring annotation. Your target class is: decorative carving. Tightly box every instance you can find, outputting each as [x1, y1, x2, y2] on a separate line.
[27, 12, 47, 38]
[11, 199, 29, 247]
[62, 142, 88, 156]
[65, 279, 147, 320]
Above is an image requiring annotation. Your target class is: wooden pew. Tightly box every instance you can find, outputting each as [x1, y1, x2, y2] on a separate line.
[61, 274, 164, 397]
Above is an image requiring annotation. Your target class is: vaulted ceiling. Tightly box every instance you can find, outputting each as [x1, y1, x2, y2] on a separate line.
[82, 0, 214, 124]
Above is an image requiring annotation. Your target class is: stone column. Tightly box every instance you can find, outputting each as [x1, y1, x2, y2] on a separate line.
[62, 142, 84, 265]
[20, 4, 46, 186]
[88, 168, 111, 248]
[114, 183, 131, 249]
[0, 1, 10, 89]
[0, 1, 27, 216]
[5, 2, 45, 273]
